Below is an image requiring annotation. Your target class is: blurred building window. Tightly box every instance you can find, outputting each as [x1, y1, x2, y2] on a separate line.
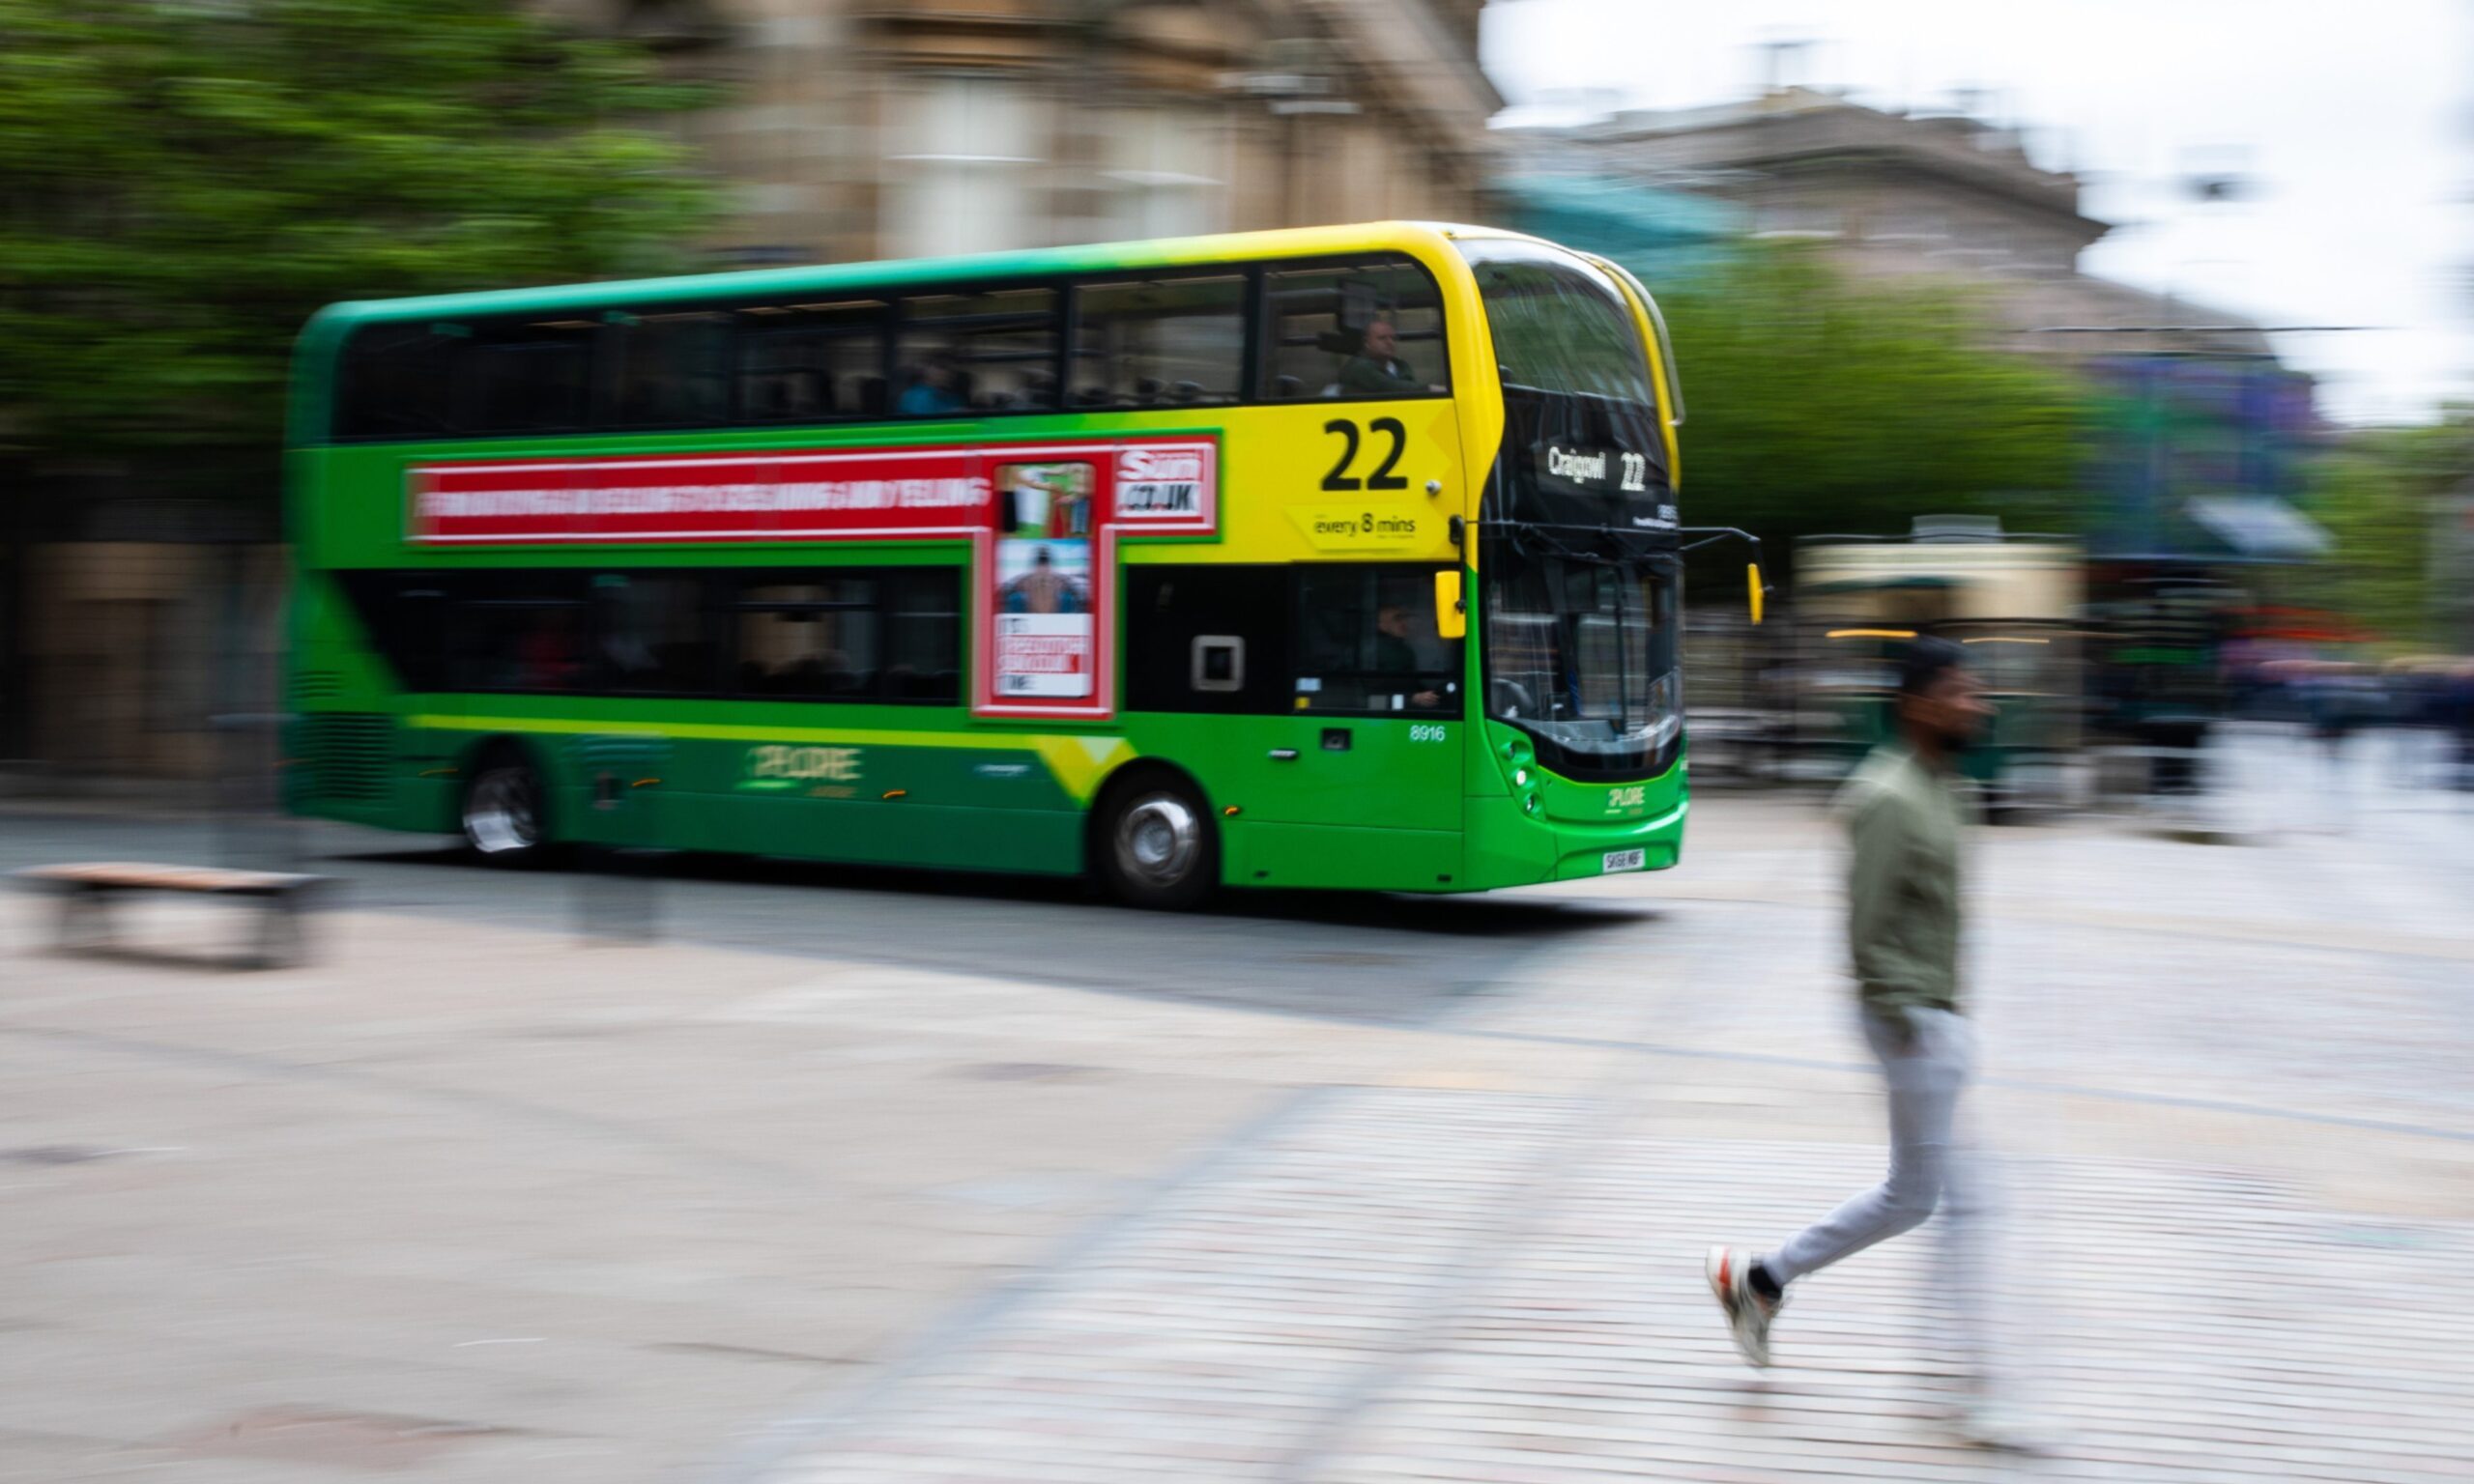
[1066, 274, 1246, 409]
[593, 574, 719, 694]
[736, 300, 888, 422]
[1104, 108, 1230, 240]
[1753, 200, 1843, 239]
[1868, 206, 1949, 242]
[895, 288, 1059, 415]
[615, 312, 733, 428]
[1261, 257, 1450, 401]
[887, 77, 1047, 260]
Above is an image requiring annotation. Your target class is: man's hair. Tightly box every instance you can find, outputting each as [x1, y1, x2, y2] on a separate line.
[1894, 635, 1971, 699]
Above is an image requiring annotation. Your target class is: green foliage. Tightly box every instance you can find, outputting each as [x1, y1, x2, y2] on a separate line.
[1654, 243, 2094, 564]
[2296, 415, 2467, 647]
[0, 0, 716, 472]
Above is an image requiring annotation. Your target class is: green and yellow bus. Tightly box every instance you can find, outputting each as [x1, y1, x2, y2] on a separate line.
[286, 222, 1721, 907]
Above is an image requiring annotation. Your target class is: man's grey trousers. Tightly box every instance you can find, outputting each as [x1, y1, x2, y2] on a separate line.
[1766, 1006, 1990, 1371]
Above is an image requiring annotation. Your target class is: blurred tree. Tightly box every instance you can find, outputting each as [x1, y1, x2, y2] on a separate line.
[1655, 243, 2094, 580]
[0, 0, 716, 483]
[2295, 414, 2468, 648]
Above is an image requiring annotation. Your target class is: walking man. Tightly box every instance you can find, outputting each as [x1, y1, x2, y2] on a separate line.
[1707, 638, 2012, 1430]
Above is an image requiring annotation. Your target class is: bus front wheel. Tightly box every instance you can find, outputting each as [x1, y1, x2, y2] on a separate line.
[461, 746, 550, 866]
[1096, 774, 1217, 911]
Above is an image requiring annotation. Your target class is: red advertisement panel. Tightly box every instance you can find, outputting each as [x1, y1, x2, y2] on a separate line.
[405, 438, 1218, 723]
[409, 448, 994, 544]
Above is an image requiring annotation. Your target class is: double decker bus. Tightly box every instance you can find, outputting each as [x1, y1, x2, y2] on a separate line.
[286, 223, 1725, 907]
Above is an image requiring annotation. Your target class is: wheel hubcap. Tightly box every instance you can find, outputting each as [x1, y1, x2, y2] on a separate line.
[1115, 794, 1198, 886]
[466, 769, 539, 855]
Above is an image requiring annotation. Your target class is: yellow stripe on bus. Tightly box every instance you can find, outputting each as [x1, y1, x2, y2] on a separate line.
[405, 714, 1137, 805]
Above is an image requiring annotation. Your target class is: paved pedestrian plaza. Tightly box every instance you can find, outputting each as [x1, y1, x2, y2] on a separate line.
[2, 728, 2466, 1480]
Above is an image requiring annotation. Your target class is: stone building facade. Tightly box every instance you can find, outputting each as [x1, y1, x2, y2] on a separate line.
[548, 0, 1502, 265]
[1507, 87, 2269, 357]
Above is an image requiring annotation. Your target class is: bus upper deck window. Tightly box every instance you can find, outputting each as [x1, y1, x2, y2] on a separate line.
[895, 289, 1059, 416]
[1067, 275, 1244, 409]
[1261, 258, 1449, 401]
[736, 300, 887, 424]
[615, 312, 732, 429]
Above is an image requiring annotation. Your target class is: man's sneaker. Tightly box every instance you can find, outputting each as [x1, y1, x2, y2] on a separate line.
[1953, 1399, 2054, 1454]
[1705, 1245, 1780, 1367]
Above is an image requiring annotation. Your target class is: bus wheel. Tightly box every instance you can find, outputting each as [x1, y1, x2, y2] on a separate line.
[462, 748, 549, 865]
[1097, 775, 1217, 910]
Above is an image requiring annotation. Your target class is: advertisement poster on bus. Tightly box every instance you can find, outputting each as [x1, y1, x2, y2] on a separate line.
[408, 437, 1219, 718]
[992, 460, 1096, 701]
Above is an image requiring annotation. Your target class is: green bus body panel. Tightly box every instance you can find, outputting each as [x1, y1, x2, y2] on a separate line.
[286, 699, 1685, 893]
[287, 570, 1691, 892]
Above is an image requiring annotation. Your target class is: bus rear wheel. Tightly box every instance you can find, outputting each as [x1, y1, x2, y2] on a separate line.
[462, 747, 550, 866]
[1096, 775, 1217, 911]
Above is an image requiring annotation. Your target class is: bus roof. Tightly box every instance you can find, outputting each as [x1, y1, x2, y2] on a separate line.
[300, 221, 1540, 340]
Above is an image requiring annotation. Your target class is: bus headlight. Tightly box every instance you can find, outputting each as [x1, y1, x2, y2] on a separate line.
[1522, 793, 1540, 815]
[1513, 768, 1530, 787]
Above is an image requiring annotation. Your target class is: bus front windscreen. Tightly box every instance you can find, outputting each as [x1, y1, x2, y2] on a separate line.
[1458, 240, 1655, 406]
[1483, 552, 1682, 780]
[1460, 239, 1683, 779]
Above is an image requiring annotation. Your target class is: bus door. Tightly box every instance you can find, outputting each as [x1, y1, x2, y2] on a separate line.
[1205, 561, 1465, 888]
[1256, 562, 1465, 835]
[1125, 558, 1462, 887]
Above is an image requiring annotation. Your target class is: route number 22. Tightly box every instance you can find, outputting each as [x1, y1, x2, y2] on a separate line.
[1619, 451, 1649, 492]
[1321, 417, 1410, 492]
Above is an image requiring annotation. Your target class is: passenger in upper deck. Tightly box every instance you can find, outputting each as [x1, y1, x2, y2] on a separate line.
[1337, 318, 1430, 396]
[897, 356, 964, 416]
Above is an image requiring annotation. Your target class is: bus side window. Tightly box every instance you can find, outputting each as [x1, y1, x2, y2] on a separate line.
[896, 288, 1058, 416]
[725, 569, 959, 705]
[594, 574, 720, 695]
[885, 568, 962, 702]
[336, 314, 595, 439]
[1261, 258, 1449, 401]
[463, 321, 598, 434]
[335, 323, 458, 439]
[1067, 275, 1245, 410]
[1123, 565, 1290, 715]
[736, 300, 886, 425]
[734, 578, 881, 699]
[441, 572, 592, 694]
[1290, 567, 1462, 716]
[615, 313, 732, 429]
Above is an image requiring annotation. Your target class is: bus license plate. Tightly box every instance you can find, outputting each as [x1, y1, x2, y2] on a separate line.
[1602, 848, 1646, 874]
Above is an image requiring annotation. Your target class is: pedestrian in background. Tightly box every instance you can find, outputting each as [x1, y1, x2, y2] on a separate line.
[1706, 637, 2027, 1445]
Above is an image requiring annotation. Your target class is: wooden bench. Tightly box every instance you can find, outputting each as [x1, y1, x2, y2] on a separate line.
[12, 863, 331, 970]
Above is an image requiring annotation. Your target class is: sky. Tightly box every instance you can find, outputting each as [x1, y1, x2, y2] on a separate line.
[1481, 0, 2474, 425]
